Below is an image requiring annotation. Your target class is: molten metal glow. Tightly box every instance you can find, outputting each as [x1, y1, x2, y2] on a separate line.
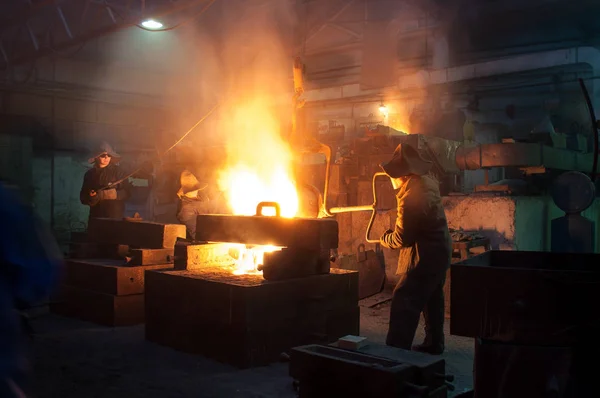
[225, 243, 283, 275]
[218, 100, 299, 218]
[220, 165, 298, 217]
[217, 99, 299, 274]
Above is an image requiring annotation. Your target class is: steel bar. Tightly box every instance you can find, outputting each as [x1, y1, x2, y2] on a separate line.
[329, 205, 374, 213]
[56, 6, 73, 39]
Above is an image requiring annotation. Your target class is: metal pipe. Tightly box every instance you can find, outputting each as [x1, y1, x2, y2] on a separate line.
[579, 78, 599, 181]
[329, 205, 373, 213]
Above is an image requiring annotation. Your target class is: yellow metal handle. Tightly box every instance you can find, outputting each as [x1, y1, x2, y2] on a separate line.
[256, 201, 281, 217]
[327, 172, 390, 243]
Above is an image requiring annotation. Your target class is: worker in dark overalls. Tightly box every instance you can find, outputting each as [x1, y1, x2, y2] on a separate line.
[176, 170, 211, 240]
[80, 142, 132, 221]
[379, 144, 452, 355]
[0, 182, 63, 397]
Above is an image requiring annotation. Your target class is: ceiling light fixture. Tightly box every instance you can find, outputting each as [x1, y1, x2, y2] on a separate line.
[141, 19, 164, 30]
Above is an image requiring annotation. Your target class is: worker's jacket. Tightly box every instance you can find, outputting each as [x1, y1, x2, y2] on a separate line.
[80, 164, 132, 220]
[380, 174, 452, 275]
[0, 183, 62, 387]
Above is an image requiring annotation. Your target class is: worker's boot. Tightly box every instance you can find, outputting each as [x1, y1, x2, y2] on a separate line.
[412, 341, 444, 355]
[412, 325, 444, 355]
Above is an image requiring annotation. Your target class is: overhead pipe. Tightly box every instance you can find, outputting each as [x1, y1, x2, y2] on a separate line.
[454, 142, 595, 173]
[579, 78, 599, 181]
[305, 46, 600, 111]
[399, 46, 600, 110]
[400, 47, 600, 87]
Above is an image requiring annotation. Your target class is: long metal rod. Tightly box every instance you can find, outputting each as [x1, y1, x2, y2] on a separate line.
[329, 205, 373, 213]
[579, 78, 599, 181]
[96, 102, 221, 191]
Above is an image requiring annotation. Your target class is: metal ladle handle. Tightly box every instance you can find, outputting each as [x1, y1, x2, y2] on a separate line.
[327, 172, 390, 243]
[256, 201, 281, 217]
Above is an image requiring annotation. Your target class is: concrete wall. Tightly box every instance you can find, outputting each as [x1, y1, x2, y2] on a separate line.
[0, 25, 201, 241]
[338, 194, 600, 287]
[444, 194, 600, 252]
[443, 196, 517, 250]
[31, 154, 90, 246]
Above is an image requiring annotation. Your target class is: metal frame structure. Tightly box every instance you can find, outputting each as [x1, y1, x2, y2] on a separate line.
[0, 0, 214, 71]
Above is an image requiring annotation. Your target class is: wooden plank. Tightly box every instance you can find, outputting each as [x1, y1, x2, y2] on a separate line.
[87, 218, 185, 249]
[195, 214, 339, 250]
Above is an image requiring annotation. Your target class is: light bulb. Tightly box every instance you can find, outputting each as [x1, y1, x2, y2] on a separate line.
[141, 19, 164, 30]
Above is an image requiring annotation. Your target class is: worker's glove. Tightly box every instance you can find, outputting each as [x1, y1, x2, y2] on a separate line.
[98, 188, 118, 200]
[88, 190, 100, 206]
[380, 229, 394, 248]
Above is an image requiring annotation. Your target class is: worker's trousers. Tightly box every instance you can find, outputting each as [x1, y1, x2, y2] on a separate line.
[177, 199, 212, 240]
[386, 264, 447, 350]
[0, 280, 30, 398]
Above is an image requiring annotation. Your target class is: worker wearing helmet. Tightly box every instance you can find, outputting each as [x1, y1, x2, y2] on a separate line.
[80, 142, 132, 222]
[379, 144, 452, 355]
[176, 170, 213, 240]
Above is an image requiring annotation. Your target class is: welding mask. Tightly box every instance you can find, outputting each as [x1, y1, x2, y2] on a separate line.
[379, 144, 432, 179]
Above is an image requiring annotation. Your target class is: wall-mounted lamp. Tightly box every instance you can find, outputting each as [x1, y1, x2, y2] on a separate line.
[378, 102, 389, 118]
[141, 19, 164, 30]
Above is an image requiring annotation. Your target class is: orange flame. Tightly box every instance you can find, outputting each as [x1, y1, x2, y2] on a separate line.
[217, 99, 298, 274]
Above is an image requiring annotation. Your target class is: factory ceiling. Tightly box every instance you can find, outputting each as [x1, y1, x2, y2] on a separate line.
[0, 0, 215, 71]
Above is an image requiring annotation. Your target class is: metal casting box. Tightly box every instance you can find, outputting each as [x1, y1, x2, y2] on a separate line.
[144, 267, 359, 368]
[450, 250, 600, 345]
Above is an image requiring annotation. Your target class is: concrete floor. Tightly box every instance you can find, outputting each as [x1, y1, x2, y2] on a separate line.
[29, 295, 475, 398]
